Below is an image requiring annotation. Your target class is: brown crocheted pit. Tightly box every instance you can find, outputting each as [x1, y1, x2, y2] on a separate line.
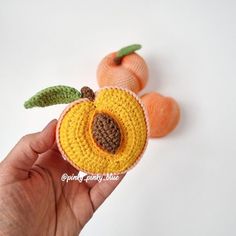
[92, 113, 121, 154]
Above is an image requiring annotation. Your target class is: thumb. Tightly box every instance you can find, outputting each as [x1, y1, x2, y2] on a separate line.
[5, 119, 57, 174]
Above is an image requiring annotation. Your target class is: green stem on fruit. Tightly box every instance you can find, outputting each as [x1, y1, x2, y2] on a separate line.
[114, 44, 142, 65]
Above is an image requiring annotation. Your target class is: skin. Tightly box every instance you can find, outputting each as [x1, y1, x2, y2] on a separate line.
[0, 120, 124, 236]
[141, 92, 180, 138]
[97, 52, 148, 93]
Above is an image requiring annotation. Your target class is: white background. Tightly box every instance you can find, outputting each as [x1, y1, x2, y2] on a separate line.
[0, 0, 236, 235]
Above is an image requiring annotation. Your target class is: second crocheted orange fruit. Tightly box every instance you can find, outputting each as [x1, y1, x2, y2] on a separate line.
[141, 92, 180, 138]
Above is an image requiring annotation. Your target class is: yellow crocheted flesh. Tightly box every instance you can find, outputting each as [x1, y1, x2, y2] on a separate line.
[58, 88, 147, 174]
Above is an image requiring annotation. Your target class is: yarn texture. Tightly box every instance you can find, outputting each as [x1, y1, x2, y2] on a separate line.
[97, 52, 148, 93]
[24, 85, 81, 108]
[92, 112, 121, 154]
[56, 87, 149, 175]
[114, 44, 141, 65]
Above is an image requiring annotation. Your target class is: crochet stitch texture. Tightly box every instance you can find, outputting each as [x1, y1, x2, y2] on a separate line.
[24, 85, 81, 108]
[56, 87, 148, 174]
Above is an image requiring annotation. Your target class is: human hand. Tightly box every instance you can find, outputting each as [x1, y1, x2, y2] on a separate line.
[0, 120, 124, 236]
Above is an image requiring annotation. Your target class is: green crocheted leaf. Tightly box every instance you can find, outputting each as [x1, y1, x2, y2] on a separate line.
[116, 44, 142, 59]
[24, 85, 81, 109]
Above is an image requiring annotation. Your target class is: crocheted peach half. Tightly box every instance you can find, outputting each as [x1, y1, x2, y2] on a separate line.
[56, 87, 149, 175]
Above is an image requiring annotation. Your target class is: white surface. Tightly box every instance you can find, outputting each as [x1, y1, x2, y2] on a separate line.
[0, 0, 236, 235]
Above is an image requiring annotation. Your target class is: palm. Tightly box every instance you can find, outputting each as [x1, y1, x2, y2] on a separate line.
[28, 147, 94, 235]
[0, 120, 124, 236]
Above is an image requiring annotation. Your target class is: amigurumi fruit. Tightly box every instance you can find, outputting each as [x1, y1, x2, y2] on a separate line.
[97, 44, 148, 94]
[141, 92, 180, 138]
[24, 85, 149, 175]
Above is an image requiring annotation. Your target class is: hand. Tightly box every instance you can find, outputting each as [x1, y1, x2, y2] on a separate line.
[0, 120, 124, 236]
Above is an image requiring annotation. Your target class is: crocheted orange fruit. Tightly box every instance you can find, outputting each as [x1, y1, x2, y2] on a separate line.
[97, 44, 149, 94]
[141, 92, 180, 138]
[24, 86, 149, 175]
